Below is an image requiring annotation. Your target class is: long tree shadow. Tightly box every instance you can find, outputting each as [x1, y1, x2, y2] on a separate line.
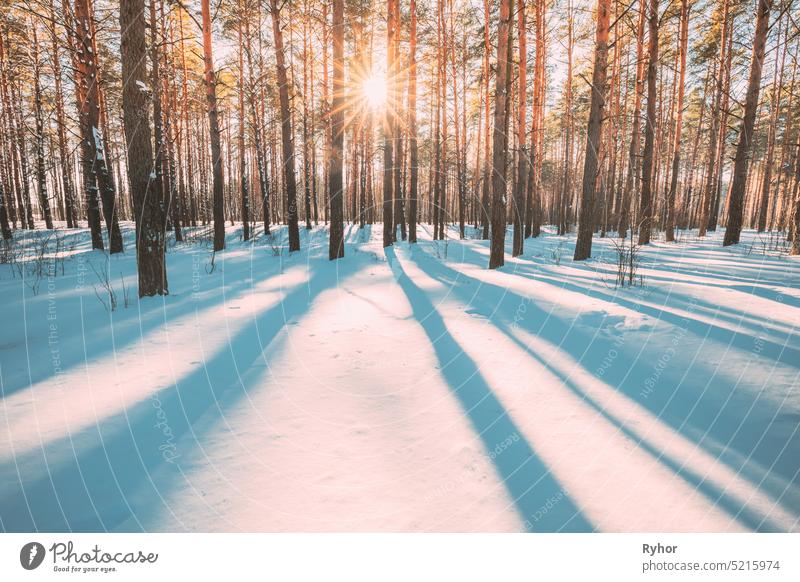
[0, 254, 366, 532]
[386, 247, 594, 532]
[523, 254, 800, 337]
[405, 243, 800, 531]
[0, 227, 306, 399]
[516, 266, 800, 367]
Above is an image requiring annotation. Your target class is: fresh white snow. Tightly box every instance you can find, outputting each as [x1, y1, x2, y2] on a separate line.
[0, 222, 798, 532]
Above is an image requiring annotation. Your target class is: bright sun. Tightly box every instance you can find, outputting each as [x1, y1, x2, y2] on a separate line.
[362, 73, 387, 109]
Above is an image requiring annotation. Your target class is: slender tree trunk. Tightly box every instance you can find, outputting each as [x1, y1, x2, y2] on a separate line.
[269, 0, 300, 251]
[637, 0, 659, 245]
[489, 0, 513, 269]
[237, 2, 250, 241]
[73, 0, 103, 246]
[83, 0, 123, 251]
[618, 0, 646, 239]
[574, 0, 611, 260]
[30, 20, 53, 229]
[329, 0, 345, 259]
[724, 0, 773, 246]
[511, 0, 528, 256]
[698, 0, 729, 236]
[664, 0, 689, 242]
[481, 0, 491, 239]
[408, 0, 418, 243]
[383, 0, 395, 247]
[201, 0, 226, 251]
[302, 0, 312, 230]
[756, 15, 785, 233]
[49, 0, 77, 228]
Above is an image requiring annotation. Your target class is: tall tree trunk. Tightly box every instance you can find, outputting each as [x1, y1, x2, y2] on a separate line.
[559, 1, 574, 236]
[120, 0, 167, 295]
[302, 0, 312, 230]
[237, 2, 250, 241]
[394, 0, 406, 241]
[637, 0, 658, 245]
[270, 0, 301, 251]
[724, 0, 772, 246]
[329, 0, 345, 259]
[73, 0, 104, 246]
[407, 0, 418, 243]
[30, 20, 53, 229]
[528, 0, 545, 238]
[243, 9, 270, 235]
[489, 0, 513, 269]
[574, 0, 611, 260]
[698, 0, 729, 237]
[85, 0, 123, 251]
[664, 0, 689, 242]
[618, 0, 646, 239]
[49, 0, 77, 228]
[511, 0, 528, 256]
[201, 0, 226, 251]
[382, 0, 395, 247]
[481, 0, 491, 240]
[756, 15, 785, 233]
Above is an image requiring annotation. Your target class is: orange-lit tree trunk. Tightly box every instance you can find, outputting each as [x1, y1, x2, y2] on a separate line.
[489, 0, 513, 269]
[664, 0, 690, 242]
[328, 0, 345, 259]
[637, 0, 658, 245]
[574, 0, 611, 260]
[120, 0, 167, 295]
[480, 0, 491, 239]
[724, 0, 773, 246]
[269, 0, 300, 251]
[30, 19, 53, 229]
[201, 0, 226, 251]
[383, 0, 395, 247]
[408, 0, 418, 243]
[511, 0, 527, 256]
[237, 2, 250, 241]
[618, 0, 646, 239]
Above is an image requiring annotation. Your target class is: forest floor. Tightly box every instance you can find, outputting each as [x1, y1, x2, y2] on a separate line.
[1, 221, 799, 532]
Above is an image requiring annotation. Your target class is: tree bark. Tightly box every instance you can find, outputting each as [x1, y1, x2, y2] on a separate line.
[724, 0, 772, 246]
[618, 0, 646, 239]
[407, 0, 418, 243]
[637, 0, 658, 245]
[201, 0, 226, 251]
[120, 0, 167, 295]
[328, 0, 345, 259]
[664, 0, 689, 242]
[574, 0, 611, 260]
[489, 0, 514, 269]
[270, 0, 301, 251]
[382, 0, 395, 248]
[30, 20, 53, 229]
[511, 0, 528, 257]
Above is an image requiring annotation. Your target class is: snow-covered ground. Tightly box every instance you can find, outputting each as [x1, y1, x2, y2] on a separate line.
[0, 222, 798, 532]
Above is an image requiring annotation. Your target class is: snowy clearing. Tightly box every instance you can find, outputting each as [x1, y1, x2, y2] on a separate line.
[1, 223, 798, 532]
